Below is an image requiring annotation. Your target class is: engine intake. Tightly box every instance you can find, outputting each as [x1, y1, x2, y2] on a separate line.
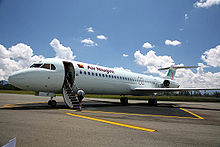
[163, 80, 170, 88]
[163, 79, 180, 88]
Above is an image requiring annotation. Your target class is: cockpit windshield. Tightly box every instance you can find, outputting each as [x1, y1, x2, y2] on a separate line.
[30, 64, 42, 68]
[30, 63, 56, 70]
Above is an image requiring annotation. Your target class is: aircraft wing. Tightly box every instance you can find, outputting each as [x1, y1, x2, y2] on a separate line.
[131, 87, 220, 92]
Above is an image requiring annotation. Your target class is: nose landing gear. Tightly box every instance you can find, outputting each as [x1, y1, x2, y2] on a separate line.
[120, 96, 128, 105]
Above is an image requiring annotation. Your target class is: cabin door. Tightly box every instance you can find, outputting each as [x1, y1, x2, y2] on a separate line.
[63, 62, 75, 88]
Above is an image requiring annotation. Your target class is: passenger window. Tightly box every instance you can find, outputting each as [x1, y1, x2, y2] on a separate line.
[99, 73, 101, 77]
[80, 71, 82, 74]
[51, 64, 56, 70]
[88, 72, 90, 75]
[92, 73, 94, 76]
[41, 64, 50, 70]
[84, 71, 86, 75]
[95, 73, 98, 76]
[102, 74, 105, 77]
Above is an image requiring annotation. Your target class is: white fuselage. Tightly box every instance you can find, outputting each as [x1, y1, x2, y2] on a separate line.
[8, 58, 179, 95]
[74, 61, 164, 95]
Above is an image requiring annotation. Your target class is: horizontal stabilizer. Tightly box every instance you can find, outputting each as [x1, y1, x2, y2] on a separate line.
[158, 65, 200, 80]
[158, 66, 200, 70]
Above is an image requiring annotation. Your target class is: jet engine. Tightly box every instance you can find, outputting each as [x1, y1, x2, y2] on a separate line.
[163, 79, 180, 88]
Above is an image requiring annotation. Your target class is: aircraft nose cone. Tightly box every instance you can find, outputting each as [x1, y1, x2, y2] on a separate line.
[8, 71, 25, 89]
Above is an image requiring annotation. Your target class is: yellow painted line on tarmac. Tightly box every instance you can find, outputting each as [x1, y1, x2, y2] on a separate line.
[1, 101, 48, 108]
[172, 105, 204, 119]
[60, 109, 200, 119]
[66, 112, 156, 132]
[8, 100, 28, 102]
[1, 101, 64, 108]
[1, 104, 16, 108]
[179, 108, 204, 120]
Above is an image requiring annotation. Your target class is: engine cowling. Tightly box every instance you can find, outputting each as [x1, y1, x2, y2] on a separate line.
[163, 79, 180, 88]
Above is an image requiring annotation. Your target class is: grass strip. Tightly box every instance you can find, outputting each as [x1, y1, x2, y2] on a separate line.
[0, 90, 219, 102]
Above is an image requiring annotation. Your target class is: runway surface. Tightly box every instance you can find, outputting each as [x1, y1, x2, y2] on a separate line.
[0, 93, 220, 147]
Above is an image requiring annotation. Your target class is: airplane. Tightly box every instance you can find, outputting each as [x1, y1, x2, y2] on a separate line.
[8, 58, 220, 108]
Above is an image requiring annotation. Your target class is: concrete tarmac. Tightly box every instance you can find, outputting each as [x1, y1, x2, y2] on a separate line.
[0, 93, 220, 147]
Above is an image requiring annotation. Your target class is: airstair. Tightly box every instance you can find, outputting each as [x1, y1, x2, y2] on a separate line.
[63, 81, 79, 109]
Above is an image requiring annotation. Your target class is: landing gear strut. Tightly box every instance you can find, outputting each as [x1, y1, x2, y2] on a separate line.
[120, 96, 128, 105]
[48, 97, 57, 107]
[148, 93, 157, 106]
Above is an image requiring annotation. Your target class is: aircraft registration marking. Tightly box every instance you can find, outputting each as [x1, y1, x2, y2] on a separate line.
[65, 112, 156, 132]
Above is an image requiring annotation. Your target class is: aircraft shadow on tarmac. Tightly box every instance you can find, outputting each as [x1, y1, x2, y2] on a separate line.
[1, 100, 219, 118]
[0, 99, 211, 118]
[0, 100, 174, 110]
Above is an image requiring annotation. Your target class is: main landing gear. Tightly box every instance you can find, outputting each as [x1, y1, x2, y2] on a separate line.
[48, 97, 57, 107]
[120, 96, 128, 105]
[148, 93, 157, 106]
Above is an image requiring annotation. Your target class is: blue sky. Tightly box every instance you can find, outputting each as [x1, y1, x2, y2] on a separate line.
[0, 0, 220, 87]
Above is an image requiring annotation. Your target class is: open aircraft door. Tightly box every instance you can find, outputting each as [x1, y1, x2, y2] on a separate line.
[62, 61, 78, 108]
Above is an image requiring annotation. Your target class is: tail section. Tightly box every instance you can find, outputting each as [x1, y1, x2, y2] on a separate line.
[159, 65, 199, 80]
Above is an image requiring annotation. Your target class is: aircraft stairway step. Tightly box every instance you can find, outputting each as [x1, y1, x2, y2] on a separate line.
[63, 85, 79, 109]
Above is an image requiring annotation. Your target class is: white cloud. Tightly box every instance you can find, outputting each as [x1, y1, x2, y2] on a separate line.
[134, 50, 174, 77]
[165, 40, 181, 46]
[134, 50, 220, 88]
[194, 0, 220, 8]
[123, 54, 129, 57]
[87, 27, 94, 33]
[114, 67, 131, 72]
[0, 43, 45, 80]
[134, 50, 174, 67]
[97, 35, 108, 40]
[50, 38, 75, 60]
[112, 7, 117, 10]
[201, 45, 220, 67]
[185, 13, 188, 20]
[0, 38, 77, 80]
[142, 42, 154, 49]
[81, 38, 98, 47]
[175, 63, 220, 88]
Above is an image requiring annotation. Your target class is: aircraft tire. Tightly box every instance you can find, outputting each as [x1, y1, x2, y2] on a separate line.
[120, 97, 128, 105]
[51, 100, 57, 107]
[153, 99, 157, 106]
[48, 100, 52, 105]
[148, 99, 157, 106]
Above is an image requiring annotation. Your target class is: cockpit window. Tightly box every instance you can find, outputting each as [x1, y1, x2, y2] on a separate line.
[30, 63, 56, 70]
[51, 64, 56, 70]
[30, 64, 43, 68]
[41, 64, 50, 69]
